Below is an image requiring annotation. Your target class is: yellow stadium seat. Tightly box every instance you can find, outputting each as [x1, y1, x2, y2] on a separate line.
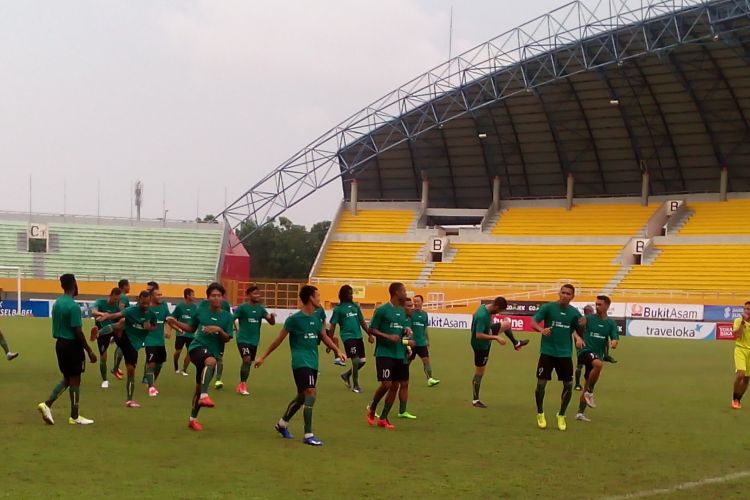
[679, 200, 750, 235]
[316, 241, 425, 280]
[336, 210, 416, 234]
[492, 204, 655, 236]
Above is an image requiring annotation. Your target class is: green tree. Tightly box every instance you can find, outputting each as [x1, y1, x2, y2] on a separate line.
[236, 218, 331, 279]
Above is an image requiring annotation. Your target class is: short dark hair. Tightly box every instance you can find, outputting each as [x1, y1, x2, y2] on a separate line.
[562, 284, 576, 294]
[147, 281, 159, 290]
[596, 295, 611, 306]
[493, 296, 507, 310]
[745, 301, 750, 306]
[207, 283, 226, 297]
[300, 285, 318, 305]
[183, 288, 194, 299]
[338, 285, 353, 303]
[110, 287, 122, 296]
[60, 273, 76, 292]
[118, 279, 129, 288]
[246, 286, 259, 295]
[138, 290, 151, 300]
[414, 294, 424, 302]
[388, 282, 404, 296]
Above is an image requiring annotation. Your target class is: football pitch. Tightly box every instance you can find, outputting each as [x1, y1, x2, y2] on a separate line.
[1, 317, 747, 499]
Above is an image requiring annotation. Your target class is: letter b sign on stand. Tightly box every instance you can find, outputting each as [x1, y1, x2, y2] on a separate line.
[430, 237, 447, 263]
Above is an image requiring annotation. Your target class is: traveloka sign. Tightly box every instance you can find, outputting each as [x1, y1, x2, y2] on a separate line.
[626, 303, 704, 320]
[626, 320, 715, 340]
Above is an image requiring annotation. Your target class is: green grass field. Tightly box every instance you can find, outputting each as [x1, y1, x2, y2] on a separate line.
[1, 316, 748, 499]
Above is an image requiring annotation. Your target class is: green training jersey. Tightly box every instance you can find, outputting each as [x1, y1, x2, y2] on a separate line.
[188, 306, 234, 358]
[578, 314, 619, 358]
[122, 305, 157, 350]
[170, 302, 198, 338]
[533, 301, 583, 358]
[470, 304, 492, 350]
[92, 298, 120, 330]
[52, 294, 82, 341]
[370, 302, 408, 359]
[284, 310, 324, 370]
[315, 307, 326, 324]
[145, 302, 169, 347]
[330, 302, 364, 342]
[410, 310, 429, 347]
[119, 294, 130, 309]
[233, 302, 269, 346]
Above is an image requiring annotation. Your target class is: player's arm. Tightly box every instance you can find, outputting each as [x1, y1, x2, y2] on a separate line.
[609, 321, 620, 349]
[166, 316, 197, 333]
[368, 308, 400, 342]
[264, 311, 276, 326]
[70, 308, 97, 362]
[477, 318, 507, 344]
[321, 325, 346, 360]
[733, 315, 749, 335]
[90, 306, 106, 321]
[254, 328, 289, 367]
[531, 305, 551, 335]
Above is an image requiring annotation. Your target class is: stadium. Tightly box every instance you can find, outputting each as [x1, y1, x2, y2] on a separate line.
[3, 0, 750, 498]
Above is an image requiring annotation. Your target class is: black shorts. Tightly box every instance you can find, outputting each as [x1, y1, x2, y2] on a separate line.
[577, 351, 600, 379]
[55, 338, 85, 377]
[376, 357, 410, 382]
[536, 354, 574, 382]
[473, 348, 490, 367]
[409, 345, 429, 361]
[344, 339, 365, 359]
[114, 335, 139, 366]
[175, 336, 193, 350]
[293, 367, 318, 391]
[96, 333, 114, 355]
[189, 347, 214, 384]
[237, 343, 258, 361]
[145, 346, 167, 364]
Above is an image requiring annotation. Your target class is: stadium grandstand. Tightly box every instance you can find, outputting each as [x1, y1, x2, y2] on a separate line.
[218, 0, 750, 313]
[0, 211, 248, 300]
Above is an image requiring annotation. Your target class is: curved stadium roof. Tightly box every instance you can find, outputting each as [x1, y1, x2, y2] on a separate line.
[222, 0, 750, 232]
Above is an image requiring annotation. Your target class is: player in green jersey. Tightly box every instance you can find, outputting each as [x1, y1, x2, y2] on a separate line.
[233, 285, 276, 395]
[531, 284, 585, 431]
[144, 288, 170, 397]
[107, 291, 157, 408]
[110, 278, 131, 380]
[408, 294, 439, 387]
[574, 304, 595, 390]
[255, 285, 345, 446]
[329, 285, 370, 393]
[37, 274, 98, 426]
[397, 297, 417, 419]
[575, 295, 619, 422]
[170, 288, 197, 376]
[470, 297, 509, 408]
[366, 282, 415, 430]
[167, 283, 234, 431]
[90, 287, 123, 388]
[195, 283, 232, 389]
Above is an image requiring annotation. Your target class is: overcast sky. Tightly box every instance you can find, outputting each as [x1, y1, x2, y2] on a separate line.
[0, 0, 566, 228]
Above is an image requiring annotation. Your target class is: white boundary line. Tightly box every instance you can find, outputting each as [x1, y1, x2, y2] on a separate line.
[601, 471, 750, 499]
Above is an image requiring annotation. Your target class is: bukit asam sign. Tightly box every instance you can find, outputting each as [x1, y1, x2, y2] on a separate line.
[626, 303, 704, 321]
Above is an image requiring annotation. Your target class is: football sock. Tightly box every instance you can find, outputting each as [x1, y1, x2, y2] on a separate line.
[191, 393, 200, 418]
[504, 329, 518, 345]
[240, 361, 252, 382]
[99, 359, 108, 381]
[303, 395, 316, 434]
[127, 375, 135, 400]
[472, 375, 482, 400]
[113, 348, 123, 371]
[399, 399, 407, 413]
[46, 381, 67, 407]
[734, 392, 742, 401]
[69, 386, 80, 419]
[200, 366, 215, 394]
[283, 394, 305, 422]
[173, 354, 179, 372]
[0, 336, 9, 354]
[574, 366, 582, 386]
[145, 366, 155, 387]
[154, 363, 163, 381]
[215, 357, 224, 380]
[535, 381, 546, 413]
[578, 401, 587, 414]
[560, 382, 573, 415]
[381, 401, 394, 420]
[424, 363, 432, 379]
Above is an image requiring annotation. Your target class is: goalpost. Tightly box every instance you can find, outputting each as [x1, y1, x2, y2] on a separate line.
[0, 266, 22, 315]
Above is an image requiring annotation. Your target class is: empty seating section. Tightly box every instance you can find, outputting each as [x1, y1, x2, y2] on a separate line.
[316, 241, 424, 280]
[336, 209, 415, 234]
[618, 245, 750, 292]
[493, 204, 655, 236]
[679, 199, 750, 235]
[0, 221, 222, 282]
[430, 243, 621, 288]
[0, 221, 34, 274]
